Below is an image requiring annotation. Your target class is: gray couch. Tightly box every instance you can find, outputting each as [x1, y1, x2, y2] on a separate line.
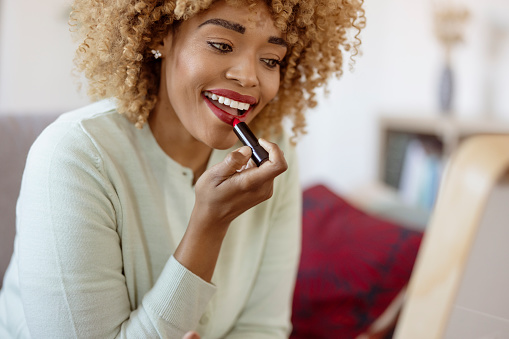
[0, 113, 59, 287]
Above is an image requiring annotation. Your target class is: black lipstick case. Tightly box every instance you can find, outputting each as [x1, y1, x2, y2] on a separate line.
[233, 122, 269, 167]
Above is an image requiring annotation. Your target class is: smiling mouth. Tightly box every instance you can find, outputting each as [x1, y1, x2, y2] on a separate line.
[203, 91, 251, 116]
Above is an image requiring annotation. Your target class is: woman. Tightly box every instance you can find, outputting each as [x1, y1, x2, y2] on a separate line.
[0, 0, 365, 337]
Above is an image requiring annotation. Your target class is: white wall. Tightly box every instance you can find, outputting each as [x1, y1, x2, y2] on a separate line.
[297, 0, 509, 195]
[0, 0, 90, 114]
[1, 0, 508, 195]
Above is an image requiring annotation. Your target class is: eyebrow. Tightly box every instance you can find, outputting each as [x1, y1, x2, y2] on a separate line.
[199, 18, 245, 34]
[268, 36, 288, 48]
[199, 18, 288, 48]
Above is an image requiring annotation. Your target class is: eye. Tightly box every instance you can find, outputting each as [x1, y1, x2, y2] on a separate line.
[261, 58, 281, 69]
[208, 41, 233, 53]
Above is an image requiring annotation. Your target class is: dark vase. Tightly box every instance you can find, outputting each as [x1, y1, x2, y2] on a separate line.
[439, 64, 454, 114]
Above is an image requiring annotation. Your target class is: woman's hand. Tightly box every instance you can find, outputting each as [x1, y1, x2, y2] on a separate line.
[173, 139, 287, 282]
[193, 138, 288, 228]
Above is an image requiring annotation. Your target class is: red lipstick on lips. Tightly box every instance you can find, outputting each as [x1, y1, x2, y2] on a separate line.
[233, 118, 269, 167]
[203, 89, 256, 126]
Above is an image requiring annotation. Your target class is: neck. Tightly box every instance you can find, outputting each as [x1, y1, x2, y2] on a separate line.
[149, 101, 212, 184]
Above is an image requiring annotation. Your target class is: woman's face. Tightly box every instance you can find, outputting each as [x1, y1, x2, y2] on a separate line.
[158, 0, 287, 150]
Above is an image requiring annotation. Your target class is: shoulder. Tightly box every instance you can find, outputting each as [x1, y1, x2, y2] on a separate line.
[26, 99, 136, 174]
[51, 99, 132, 138]
[55, 99, 118, 123]
[32, 99, 132, 154]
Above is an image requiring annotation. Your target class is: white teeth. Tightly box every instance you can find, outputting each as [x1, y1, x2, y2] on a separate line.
[204, 91, 251, 111]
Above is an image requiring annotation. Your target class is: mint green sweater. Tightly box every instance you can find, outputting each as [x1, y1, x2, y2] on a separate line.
[0, 100, 301, 338]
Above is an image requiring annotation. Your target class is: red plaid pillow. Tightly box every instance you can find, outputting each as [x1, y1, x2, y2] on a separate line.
[291, 185, 422, 339]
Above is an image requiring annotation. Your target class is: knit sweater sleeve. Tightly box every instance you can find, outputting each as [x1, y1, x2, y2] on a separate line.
[16, 121, 215, 338]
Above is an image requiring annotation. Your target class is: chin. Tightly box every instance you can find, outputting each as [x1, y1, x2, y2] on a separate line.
[207, 134, 239, 151]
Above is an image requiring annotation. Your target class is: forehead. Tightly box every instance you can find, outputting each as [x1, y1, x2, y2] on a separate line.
[190, 0, 281, 36]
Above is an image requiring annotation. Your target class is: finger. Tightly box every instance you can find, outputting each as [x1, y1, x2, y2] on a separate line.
[245, 158, 256, 170]
[227, 146, 252, 171]
[203, 146, 252, 186]
[182, 331, 200, 339]
[237, 158, 256, 172]
[258, 138, 288, 174]
[236, 164, 247, 173]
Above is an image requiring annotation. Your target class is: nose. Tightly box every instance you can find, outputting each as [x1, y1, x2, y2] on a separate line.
[225, 56, 259, 88]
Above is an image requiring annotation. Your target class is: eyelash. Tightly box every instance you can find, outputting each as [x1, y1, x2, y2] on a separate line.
[208, 41, 232, 53]
[207, 41, 281, 69]
[262, 58, 281, 69]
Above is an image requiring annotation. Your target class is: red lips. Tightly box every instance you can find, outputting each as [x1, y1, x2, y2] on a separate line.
[202, 89, 256, 126]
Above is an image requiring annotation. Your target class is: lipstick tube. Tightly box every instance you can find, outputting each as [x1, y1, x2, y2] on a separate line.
[233, 119, 269, 167]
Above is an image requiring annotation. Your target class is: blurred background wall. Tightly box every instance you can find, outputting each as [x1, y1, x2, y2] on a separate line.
[1, 0, 508, 203]
[0, 0, 90, 113]
[296, 0, 509, 196]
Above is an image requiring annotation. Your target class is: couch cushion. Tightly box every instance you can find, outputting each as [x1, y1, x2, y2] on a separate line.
[291, 185, 423, 338]
[0, 114, 58, 288]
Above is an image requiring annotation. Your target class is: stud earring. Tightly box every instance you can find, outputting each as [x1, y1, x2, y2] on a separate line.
[151, 49, 162, 59]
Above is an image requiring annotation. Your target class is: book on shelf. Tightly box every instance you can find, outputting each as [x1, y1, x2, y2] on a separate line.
[398, 138, 444, 211]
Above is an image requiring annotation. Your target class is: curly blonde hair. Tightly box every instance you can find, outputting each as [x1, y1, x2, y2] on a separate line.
[70, 0, 365, 141]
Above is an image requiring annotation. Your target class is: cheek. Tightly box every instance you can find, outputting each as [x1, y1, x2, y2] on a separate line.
[177, 57, 208, 83]
[269, 80, 280, 99]
[263, 73, 281, 103]
[168, 47, 211, 99]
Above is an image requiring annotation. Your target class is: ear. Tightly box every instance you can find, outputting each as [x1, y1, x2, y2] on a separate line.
[148, 30, 172, 60]
[156, 29, 174, 59]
